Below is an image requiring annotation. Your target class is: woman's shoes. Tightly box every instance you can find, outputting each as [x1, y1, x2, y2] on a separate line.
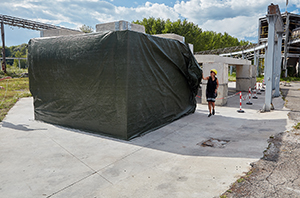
[208, 109, 215, 117]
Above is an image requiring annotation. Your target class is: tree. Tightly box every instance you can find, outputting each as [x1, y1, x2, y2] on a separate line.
[79, 24, 94, 33]
[133, 18, 249, 52]
[1, 44, 28, 68]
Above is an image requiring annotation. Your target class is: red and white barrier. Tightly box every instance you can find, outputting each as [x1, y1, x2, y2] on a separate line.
[252, 84, 258, 99]
[257, 82, 262, 95]
[237, 91, 245, 113]
[261, 80, 265, 92]
[246, 87, 253, 105]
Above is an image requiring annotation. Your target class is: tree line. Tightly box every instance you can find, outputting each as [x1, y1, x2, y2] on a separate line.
[1, 18, 250, 67]
[133, 17, 250, 52]
[0, 44, 27, 68]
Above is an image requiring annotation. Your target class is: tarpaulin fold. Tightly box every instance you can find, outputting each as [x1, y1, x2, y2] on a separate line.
[28, 30, 202, 140]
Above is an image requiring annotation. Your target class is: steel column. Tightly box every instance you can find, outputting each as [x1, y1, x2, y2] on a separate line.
[263, 14, 277, 112]
[1, 20, 6, 73]
[283, 13, 290, 77]
[272, 41, 277, 90]
[274, 32, 283, 97]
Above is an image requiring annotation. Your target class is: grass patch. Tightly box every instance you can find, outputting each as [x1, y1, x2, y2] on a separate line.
[228, 73, 300, 83]
[246, 171, 253, 175]
[228, 72, 264, 82]
[228, 72, 236, 82]
[0, 65, 28, 79]
[237, 178, 245, 183]
[281, 77, 300, 82]
[0, 77, 31, 121]
[256, 76, 264, 82]
[294, 123, 300, 130]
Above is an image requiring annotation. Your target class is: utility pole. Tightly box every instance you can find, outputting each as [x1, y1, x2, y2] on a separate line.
[1, 19, 6, 73]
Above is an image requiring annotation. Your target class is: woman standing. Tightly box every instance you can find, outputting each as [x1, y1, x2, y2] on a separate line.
[202, 69, 219, 117]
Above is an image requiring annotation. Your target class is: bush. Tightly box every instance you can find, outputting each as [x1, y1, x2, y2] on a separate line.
[0, 65, 28, 79]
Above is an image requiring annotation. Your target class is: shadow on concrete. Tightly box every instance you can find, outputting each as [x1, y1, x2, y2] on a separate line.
[280, 87, 289, 99]
[49, 110, 288, 159]
[2, 121, 47, 132]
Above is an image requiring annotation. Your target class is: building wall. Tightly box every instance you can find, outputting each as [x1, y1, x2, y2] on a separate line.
[40, 29, 83, 37]
[96, 21, 145, 33]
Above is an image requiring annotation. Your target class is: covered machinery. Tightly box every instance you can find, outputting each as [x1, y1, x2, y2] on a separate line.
[28, 30, 202, 140]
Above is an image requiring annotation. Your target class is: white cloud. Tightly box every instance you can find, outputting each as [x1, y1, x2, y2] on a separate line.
[1, 0, 299, 46]
[127, 2, 178, 21]
[201, 14, 260, 41]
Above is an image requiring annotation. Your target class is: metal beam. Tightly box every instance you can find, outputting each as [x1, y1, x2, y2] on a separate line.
[263, 11, 278, 111]
[0, 14, 80, 32]
[274, 32, 283, 97]
[286, 53, 300, 57]
[1, 19, 6, 73]
[0, 57, 26, 60]
[283, 13, 290, 77]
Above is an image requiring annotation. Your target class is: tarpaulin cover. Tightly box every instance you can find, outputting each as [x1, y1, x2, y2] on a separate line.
[28, 30, 202, 140]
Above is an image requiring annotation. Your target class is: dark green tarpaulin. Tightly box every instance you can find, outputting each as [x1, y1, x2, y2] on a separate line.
[28, 30, 202, 140]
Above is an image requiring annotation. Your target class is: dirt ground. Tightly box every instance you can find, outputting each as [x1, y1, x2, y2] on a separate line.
[221, 82, 300, 198]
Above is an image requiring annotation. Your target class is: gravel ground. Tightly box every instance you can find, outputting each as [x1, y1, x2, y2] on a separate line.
[221, 81, 300, 198]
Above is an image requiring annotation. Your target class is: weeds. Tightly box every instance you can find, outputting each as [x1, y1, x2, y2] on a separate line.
[228, 73, 300, 83]
[294, 123, 300, 130]
[0, 65, 28, 79]
[0, 77, 31, 121]
[281, 77, 300, 82]
[237, 178, 245, 183]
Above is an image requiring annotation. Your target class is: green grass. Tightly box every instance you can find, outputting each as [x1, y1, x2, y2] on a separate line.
[237, 178, 245, 183]
[281, 77, 300, 82]
[294, 123, 300, 130]
[0, 65, 28, 79]
[228, 72, 300, 83]
[0, 77, 31, 121]
[228, 72, 236, 82]
[228, 72, 264, 82]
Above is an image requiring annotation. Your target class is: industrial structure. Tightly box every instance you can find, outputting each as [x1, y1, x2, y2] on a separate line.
[0, 14, 81, 73]
[196, 9, 300, 78]
[259, 11, 300, 77]
[196, 4, 290, 111]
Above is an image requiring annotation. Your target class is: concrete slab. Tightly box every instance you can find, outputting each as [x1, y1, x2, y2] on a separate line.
[0, 85, 293, 198]
[194, 54, 251, 65]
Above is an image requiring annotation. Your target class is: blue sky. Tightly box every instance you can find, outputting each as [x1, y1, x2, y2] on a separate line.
[0, 0, 299, 48]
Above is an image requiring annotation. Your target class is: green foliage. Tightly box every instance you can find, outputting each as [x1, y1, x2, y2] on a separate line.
[79, 24, 94, 33]
[294, 123, 300, 129]
[237, 178, 245, 183]
[0, 43, 28, 68]
[133, 18, 249, 52]
[228, 72, 236, 82]
[0, 65, 28, 79]
[281, 77, 300, 82]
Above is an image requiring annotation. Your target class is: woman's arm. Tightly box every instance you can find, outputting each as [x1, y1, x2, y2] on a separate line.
[215, 78, 219, 93]
[202, 76, 209, 80]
